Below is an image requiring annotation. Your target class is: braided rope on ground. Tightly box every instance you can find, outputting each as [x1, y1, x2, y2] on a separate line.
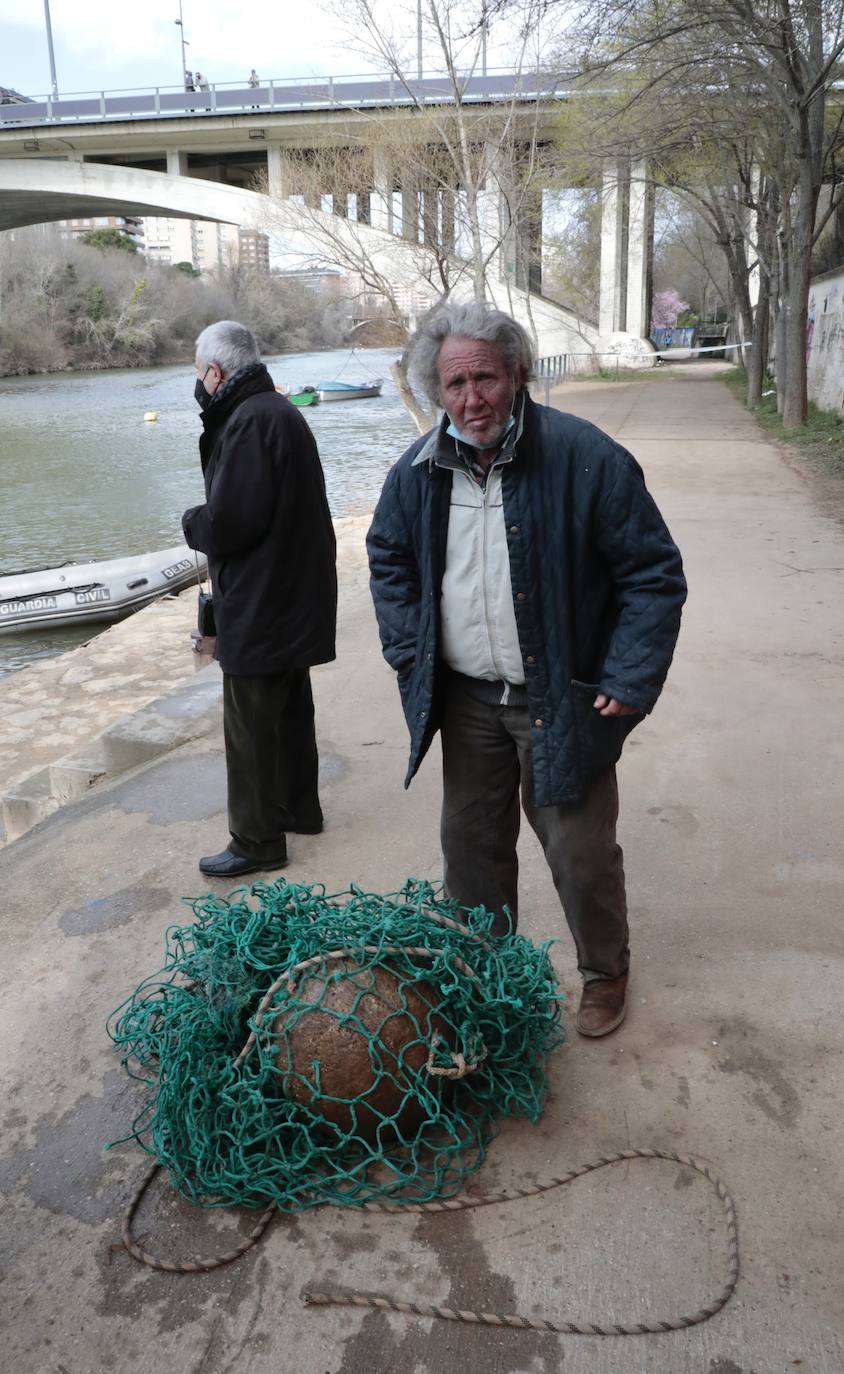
[122, 1146, 739, 1336]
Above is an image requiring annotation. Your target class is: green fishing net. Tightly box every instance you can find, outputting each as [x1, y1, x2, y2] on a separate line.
[108, 878, 564, 1211]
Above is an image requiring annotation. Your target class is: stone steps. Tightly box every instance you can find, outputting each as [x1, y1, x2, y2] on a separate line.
[0, 663, 222, 847]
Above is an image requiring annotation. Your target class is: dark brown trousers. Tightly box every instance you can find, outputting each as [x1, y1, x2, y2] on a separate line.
[440, 677, 629, 979]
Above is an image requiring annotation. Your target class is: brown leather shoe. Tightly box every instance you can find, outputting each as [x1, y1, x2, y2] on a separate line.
[576, 974, 629, 1037]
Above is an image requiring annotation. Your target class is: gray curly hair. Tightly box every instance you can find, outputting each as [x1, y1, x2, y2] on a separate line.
[195, 320, 261, 376]
[410, 301, 536, 406]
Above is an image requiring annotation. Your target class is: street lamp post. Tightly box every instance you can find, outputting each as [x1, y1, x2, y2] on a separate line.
[43, 0, 59, 100]
[175, 0, 189, 85]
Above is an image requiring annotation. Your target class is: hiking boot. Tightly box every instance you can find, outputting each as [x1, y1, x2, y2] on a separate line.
[576, 973, 629, 1038]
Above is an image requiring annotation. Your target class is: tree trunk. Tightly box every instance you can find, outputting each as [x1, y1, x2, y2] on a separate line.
[390, 354, 436, 435]
[780, 274, 810, 428]
[747, 273, 770, 407]
[781, 179, 817, 429]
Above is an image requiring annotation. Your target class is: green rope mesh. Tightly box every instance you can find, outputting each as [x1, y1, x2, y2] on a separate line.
[108, 878, 564, 1211]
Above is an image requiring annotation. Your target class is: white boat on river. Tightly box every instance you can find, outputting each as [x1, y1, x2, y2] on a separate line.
[0, 545, 204, 635]
[316, 379, 383, 402]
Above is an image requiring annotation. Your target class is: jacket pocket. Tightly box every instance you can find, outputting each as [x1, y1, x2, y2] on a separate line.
[570, 679, 640, 782]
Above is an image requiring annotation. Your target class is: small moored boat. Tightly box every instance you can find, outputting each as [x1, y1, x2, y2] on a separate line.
[316, 379, 383, 402]
[0, 545, 205, 635]
[275, 384, 320, 407]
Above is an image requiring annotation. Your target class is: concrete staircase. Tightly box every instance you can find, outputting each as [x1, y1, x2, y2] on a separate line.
[0, 664, 222, 846]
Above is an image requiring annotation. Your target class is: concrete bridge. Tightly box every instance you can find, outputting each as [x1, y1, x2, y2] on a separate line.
[0, 70, 653, 354]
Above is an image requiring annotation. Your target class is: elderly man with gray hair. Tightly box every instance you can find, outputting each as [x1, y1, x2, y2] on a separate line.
[367, 302, 686, 1037]
[182, 320, 337, 877]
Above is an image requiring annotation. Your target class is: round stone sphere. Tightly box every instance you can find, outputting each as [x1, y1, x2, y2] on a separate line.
[275, 959, 451, 1145]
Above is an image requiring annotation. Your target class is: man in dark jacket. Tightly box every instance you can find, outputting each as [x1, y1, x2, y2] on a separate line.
[367, 302, 686, 1037]
[182, 320, 337, 877]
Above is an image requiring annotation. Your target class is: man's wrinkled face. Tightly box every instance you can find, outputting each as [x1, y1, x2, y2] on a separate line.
[436, 335, 519, 449]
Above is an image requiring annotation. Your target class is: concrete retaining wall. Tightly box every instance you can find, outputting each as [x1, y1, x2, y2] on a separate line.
[807, 267, 844, 413]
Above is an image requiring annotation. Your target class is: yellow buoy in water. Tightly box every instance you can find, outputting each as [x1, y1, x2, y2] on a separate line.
[143, 410, 159, 422]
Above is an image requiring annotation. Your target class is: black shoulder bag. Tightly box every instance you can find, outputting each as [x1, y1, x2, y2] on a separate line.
[195, 553, 216, 637]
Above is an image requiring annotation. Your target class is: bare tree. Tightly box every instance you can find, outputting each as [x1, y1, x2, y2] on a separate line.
[558, 0, 844, 426]
[259, 0, 557, 429]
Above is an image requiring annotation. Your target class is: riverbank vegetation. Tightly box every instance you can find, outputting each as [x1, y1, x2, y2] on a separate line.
[0, 228, 349, 377]
[723, 364, 844, 480]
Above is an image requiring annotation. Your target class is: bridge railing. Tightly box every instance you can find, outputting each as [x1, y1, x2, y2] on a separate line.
[535, 350, 668, 402]
[0, 68, 575, 128]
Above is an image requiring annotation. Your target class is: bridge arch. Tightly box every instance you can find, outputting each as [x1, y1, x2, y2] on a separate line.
[0, 157, 598, 356]
[0, 159, 265, 233]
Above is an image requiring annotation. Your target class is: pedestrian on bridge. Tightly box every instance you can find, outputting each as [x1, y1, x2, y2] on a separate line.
[367, 301, 687, 1038]
[182, 321, 337, 879]
[194, 71, 210, 109]
[184, 69, 195, 91]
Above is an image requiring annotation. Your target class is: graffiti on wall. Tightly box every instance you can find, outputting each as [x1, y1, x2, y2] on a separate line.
[807, 271, 844, 414]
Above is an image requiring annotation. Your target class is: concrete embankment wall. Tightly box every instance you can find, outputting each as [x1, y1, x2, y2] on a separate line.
[807, 267, 844, 414]
[0, 513, 371, 847]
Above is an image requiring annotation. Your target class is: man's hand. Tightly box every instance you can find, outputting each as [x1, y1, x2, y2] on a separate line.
[594, 693, 639, 717]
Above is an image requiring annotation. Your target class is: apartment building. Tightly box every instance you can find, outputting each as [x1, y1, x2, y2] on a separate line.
[57, 215, 144, 244]
[142, 217, 270, 274]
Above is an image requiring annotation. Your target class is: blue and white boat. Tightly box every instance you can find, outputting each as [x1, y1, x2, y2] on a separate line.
[316, 378, 383, 402]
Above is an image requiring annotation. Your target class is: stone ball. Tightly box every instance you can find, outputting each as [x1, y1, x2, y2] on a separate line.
[275, 959, 452, 1145]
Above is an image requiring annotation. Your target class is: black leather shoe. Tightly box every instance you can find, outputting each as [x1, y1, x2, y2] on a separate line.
[198, 848, 288, 877]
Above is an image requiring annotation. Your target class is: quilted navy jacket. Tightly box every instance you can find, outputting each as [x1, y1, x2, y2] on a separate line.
[367, 392, 687, 806]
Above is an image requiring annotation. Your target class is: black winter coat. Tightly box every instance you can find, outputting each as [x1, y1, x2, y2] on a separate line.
[366, 393, 687, 806]
[182, 365, 337, 675]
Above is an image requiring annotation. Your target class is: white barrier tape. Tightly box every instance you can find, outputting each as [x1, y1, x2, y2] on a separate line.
[536, 341, 746, 384]
[651, 342, 744, 359]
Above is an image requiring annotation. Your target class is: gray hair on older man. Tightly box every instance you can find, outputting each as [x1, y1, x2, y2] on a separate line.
[195, 320, 261, 377]
[410, 301, 536, 408]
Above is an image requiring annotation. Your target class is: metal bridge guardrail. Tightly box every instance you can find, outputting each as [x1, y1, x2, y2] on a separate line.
[0, 68, 575, 128]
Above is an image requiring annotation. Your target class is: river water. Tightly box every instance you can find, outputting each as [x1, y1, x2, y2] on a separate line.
[0, 347, 419, 676]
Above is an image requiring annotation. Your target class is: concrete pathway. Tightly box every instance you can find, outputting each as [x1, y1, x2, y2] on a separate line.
[1, 364, 842, 1374]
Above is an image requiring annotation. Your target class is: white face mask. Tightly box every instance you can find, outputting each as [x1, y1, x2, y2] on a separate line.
[446, 413, 515, 449]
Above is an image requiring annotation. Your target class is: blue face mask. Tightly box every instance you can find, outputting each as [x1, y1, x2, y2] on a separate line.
[447, 414, 515, 449]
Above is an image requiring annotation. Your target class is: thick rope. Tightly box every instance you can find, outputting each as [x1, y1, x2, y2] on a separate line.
[121, 1146, 738, 1336]
[424, 1031, 487, 1079]
[121, 1160, 276, 1273]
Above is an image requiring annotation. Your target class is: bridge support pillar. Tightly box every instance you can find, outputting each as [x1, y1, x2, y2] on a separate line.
[599, 158, 653, 338]
[166, 149, 189, 178]
[266, 145, 288, 200]
[483, 146, 542, 295]
[401, 174, 419, 243]
[370, 146, 392, 234]
[515, 193, 542, 296]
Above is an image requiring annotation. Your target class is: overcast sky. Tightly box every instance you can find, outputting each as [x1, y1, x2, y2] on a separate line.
[1, 0, 389, 97]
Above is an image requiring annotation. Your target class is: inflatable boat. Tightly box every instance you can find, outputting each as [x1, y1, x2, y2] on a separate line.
[0, 545, 205, 635]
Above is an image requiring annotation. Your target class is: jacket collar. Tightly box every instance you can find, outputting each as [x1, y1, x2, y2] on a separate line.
[201, 362, 274, 430]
